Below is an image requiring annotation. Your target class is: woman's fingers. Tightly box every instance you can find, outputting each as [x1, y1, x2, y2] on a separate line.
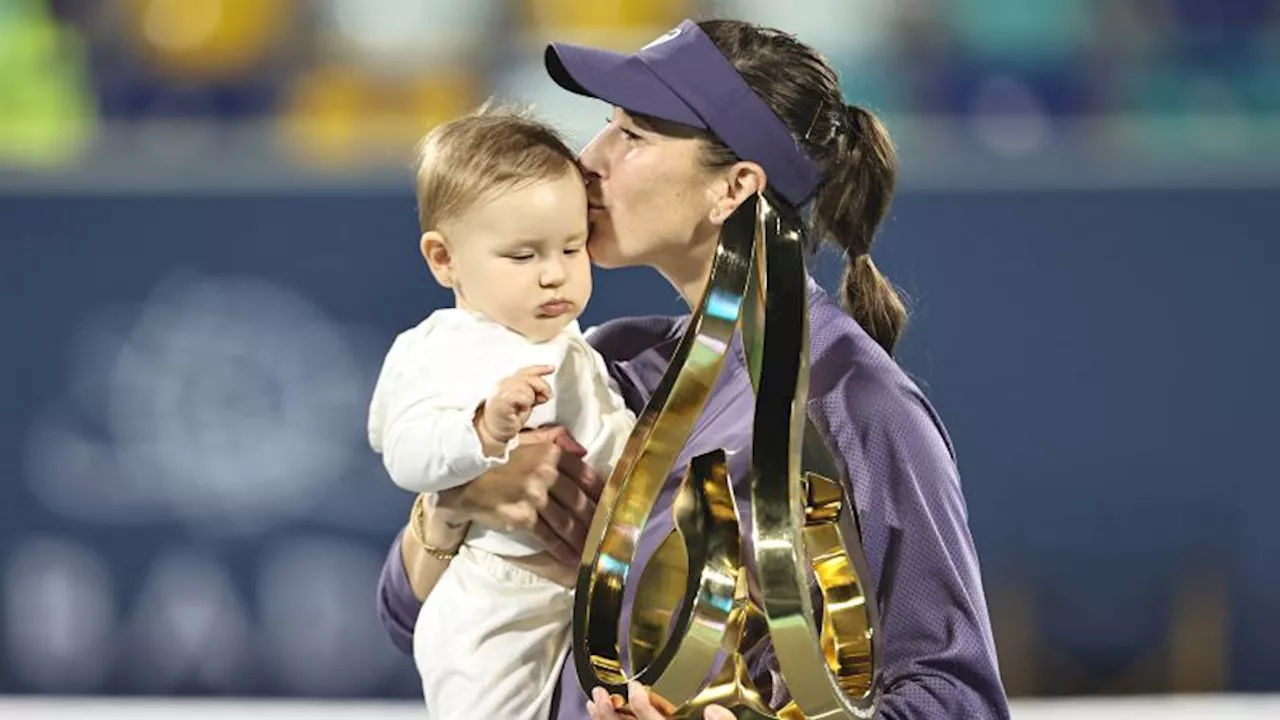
[517, 424, 587, 456]
[628, 682, 678, 718]
[536, 438, 601, 561]
[587, 683, 691, 719]
[531, 511, 578, 565]
[550, 460, 596, 524]
[452, 425, 598, 564]
[588, 687, 627, 719]
[628, 683, 657, 717]
[557, 445, 602, 501]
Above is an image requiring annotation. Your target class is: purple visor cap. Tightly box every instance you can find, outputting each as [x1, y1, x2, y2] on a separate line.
[545, 19, 822, 207]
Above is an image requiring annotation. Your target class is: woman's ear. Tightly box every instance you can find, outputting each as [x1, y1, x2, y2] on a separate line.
[420, 231, 454, 288]
[709, 161, 766, 225]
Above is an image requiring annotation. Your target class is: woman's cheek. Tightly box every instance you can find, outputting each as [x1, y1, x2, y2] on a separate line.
[586, 226, 619, 268]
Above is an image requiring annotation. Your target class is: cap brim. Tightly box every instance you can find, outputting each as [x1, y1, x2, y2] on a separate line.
[544, 43, 706, 129]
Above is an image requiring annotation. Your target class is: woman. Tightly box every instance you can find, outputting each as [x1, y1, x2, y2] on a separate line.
[377, 18, 1009, 720]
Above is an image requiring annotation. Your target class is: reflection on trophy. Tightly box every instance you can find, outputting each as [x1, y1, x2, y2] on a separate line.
[573, 193, 882, 719]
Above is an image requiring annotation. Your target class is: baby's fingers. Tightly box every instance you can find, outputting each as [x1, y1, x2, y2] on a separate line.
[527, 376, 554, 405]
[514, 364, 556, 378]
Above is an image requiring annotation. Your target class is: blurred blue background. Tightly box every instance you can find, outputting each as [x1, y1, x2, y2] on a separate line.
[1, 0, 1278, 704]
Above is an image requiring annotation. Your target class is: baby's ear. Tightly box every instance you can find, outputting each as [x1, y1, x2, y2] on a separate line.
[420, 231, 454, 288]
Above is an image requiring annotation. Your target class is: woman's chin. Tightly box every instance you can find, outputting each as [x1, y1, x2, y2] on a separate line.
[587, 233, 623, 269]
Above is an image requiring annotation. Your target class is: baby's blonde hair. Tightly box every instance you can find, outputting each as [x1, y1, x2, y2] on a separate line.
[414, 103, 581, 232]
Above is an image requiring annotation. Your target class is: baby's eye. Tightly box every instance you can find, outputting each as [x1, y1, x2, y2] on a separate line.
[564, 247, 583, 255]
[507, 253, 535, 262]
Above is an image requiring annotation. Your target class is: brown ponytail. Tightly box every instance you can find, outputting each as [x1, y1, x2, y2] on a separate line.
[821, 105, 907, 355]
[696, 20, 909, 355]
[844, 253, 907, 355]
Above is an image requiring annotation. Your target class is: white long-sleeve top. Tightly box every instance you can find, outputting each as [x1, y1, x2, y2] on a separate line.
[368, 309, 636, 557]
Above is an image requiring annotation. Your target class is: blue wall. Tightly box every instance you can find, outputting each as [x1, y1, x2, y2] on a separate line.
[1, 187, 1275, 696]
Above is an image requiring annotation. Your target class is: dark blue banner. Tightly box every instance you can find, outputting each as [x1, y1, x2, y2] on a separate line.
[1, 187, 1276, 696]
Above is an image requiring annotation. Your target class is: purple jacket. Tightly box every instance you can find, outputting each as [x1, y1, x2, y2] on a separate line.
[376, 279, 1009, 718]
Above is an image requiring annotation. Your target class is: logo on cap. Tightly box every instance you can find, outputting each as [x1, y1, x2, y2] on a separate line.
[641, 26, 682, 51]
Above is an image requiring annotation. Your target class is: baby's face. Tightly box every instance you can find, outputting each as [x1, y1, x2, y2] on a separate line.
[441, 171, 592, 342]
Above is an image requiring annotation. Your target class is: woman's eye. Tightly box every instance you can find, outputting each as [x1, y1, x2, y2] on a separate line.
[606, 116, 642, 142]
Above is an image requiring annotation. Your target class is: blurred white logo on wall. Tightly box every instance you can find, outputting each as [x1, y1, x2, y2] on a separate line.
[257, 536, 403, 694]
[4, 537, 116, 692]
[123, 549, 254, 691]
[25, 273, 371, 534]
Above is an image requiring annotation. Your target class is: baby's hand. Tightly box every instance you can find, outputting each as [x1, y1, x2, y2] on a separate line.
[476, 365, 555, 454]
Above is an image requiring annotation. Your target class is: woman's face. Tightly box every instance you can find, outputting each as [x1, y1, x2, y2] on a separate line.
[578, 108, 722, 272]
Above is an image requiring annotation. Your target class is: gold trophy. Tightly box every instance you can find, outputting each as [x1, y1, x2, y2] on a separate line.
[573, 193, 882, 718]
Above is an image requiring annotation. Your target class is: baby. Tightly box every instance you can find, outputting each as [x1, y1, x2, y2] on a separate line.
[367, 106, 635, 719]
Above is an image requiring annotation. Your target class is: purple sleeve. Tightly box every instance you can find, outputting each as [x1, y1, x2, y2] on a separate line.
[742, 376, 1009, 718]
[376, 528, 421, 656]
[822, 380, 1009, 719]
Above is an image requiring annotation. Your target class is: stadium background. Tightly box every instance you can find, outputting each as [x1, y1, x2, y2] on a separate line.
[1, 0, 1278, 715]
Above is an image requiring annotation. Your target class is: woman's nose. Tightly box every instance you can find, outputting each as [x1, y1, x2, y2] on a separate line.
[578, 128, 610, 179]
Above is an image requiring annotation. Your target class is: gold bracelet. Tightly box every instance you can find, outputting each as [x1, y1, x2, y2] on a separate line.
[408, 494, 465, 561]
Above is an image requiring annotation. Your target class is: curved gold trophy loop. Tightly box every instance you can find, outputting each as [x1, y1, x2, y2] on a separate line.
[572, 202, 758, 695]
[628, 450, 752, 705]
[574, 193, 882, 718]
[746, 199, 880, 719]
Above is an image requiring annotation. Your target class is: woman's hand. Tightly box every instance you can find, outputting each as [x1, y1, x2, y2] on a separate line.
[586, 682, 736, 720]
[435, 425, 602, 565]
